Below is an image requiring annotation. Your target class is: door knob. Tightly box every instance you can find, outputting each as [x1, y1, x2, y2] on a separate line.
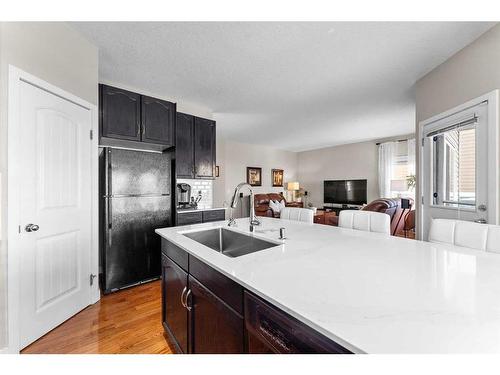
[25, 224, 40, 232]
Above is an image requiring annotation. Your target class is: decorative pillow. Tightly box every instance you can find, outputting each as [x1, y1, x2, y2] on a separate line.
[278, 200, 286, 211]
[269, 199, 286, 214]
[269, 199, 280, 213]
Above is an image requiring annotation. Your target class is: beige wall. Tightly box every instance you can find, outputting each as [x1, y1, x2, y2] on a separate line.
[214, 135, 416, 214]
[415, 24, 500, 237]
[416, 24, 500, 123]
[0, 22, 98, 352]
[213, 139, 299, 217]
[297, 141, 379, 208]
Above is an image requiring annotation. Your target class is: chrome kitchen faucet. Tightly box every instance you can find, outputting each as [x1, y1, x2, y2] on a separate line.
[228, 182, 261, 228]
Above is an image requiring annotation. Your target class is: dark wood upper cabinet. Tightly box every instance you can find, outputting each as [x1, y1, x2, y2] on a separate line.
[99, 84, 175, 150]
[100, 85, 141, 141]
[188, 276, 244, 354]
[161, 254, 189, 353]
[141, 95, 175, 146]
[194, 117, 216, 179]
[176, 113, 195, 178]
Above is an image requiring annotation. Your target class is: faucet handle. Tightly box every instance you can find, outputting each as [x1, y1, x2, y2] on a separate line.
[250, 217, 261, 226]
[279, 227, 286, 240]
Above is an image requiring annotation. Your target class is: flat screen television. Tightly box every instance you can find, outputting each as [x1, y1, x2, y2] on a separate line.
[324, 179, 367, 205]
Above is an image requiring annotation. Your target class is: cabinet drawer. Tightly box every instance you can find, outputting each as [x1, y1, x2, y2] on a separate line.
[161, 239, 189, 272]
[244, 292, 351, 354]
[189, 255, 243, 315]
[177, 211, 203, 226]
[202, 209, 225, 223]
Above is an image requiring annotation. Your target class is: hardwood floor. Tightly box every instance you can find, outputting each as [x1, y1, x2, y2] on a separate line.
[21, 280, 176, 354]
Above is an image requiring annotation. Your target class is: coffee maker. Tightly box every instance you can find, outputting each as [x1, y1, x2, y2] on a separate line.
[176, 183, 192, 208]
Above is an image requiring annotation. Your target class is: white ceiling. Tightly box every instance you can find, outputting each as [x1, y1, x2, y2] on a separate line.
[72, 22, 495, 152]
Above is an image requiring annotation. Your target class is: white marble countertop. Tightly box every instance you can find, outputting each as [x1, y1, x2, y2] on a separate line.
[155, 217, 500, 353]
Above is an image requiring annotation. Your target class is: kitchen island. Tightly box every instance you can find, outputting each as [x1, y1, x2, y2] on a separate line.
[156, 217, 500, 353]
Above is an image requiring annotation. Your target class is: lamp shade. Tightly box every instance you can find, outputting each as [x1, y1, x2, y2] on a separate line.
[287, 182, 300, 191]
[390, 179, 407, 192]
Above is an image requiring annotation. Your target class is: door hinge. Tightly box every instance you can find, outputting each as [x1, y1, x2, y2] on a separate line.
[421, 137, 424, 146]
[90, 274, 97, 286]
[90, 130, 94, 140]
[421, 196, 424, 205]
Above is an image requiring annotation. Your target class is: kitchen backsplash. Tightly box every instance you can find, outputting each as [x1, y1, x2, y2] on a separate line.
[177, 178, 213, 209]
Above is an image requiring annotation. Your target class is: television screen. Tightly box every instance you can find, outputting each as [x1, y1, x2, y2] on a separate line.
[324, 179, 367, 205]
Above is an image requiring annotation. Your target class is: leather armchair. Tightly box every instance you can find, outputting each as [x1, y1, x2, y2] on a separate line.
[403, 210, 416, 238]
[329, 198, 413, 236]
[254, 193, 289, 218]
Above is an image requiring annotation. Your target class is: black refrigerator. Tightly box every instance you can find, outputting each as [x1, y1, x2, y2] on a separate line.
[100, 147, 172, 293]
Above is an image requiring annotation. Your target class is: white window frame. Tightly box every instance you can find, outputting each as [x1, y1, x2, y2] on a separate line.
[417, 90, 499, 239]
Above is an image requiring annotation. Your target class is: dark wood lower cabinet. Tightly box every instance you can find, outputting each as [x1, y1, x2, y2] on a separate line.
[188, 277, 244, 354]
[161, 254, 188, 353]
[244, 291, 351, 354]
[247, 331, 275, 353]
[161, 239, 352, 354]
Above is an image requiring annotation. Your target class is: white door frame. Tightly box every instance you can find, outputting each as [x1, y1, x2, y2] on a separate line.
[417, 90, 500, 240]
[6, 65, 100, 353]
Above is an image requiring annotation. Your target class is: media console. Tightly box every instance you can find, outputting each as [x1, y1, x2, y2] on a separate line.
[322, 205, 361, 216]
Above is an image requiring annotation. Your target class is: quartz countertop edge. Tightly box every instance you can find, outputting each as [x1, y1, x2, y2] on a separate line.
[156, 217, 500, 354]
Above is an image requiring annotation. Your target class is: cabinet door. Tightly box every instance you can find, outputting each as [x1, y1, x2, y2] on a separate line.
[187, 277, 244, 354]
[202, 209, 226, 223]
[176, 113, 195, 178]
[100, 85, 141, 141]
[176, 211, 203, 226]
[162, 255, 188, 353]
[194, 117, 216, 179]
[141, 95, 175, 146]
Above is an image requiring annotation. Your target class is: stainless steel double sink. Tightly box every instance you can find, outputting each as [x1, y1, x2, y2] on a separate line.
[183, 227, 278, 257]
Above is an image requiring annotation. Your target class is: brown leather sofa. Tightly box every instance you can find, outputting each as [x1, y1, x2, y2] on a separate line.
[328, 198, 413, 236]
[254, 193, 303, 218]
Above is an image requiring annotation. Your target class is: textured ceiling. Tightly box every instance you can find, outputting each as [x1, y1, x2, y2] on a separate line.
[72, 22, 495, 151]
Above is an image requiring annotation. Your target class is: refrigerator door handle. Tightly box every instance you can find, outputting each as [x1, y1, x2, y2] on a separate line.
[106, 147, 112, 196]
[107, 198, 112, 247]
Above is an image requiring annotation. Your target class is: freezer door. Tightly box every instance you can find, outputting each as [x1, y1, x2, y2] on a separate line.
[106, 148, 171, 196]
[104, 196, 171, 292]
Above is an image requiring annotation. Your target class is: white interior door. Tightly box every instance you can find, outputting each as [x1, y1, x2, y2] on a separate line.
[421, 99, 496, 240]
[18, 80, 92, 349]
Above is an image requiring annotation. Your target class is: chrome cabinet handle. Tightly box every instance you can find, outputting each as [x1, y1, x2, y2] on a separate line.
[185, 289, 192, 311]
[25, 224, 39, 232]
[180, 286, 187, 308]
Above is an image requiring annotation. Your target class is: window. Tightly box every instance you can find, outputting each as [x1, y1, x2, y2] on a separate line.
[431, 126, 476, 209]
[378, 139, 415, 199]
